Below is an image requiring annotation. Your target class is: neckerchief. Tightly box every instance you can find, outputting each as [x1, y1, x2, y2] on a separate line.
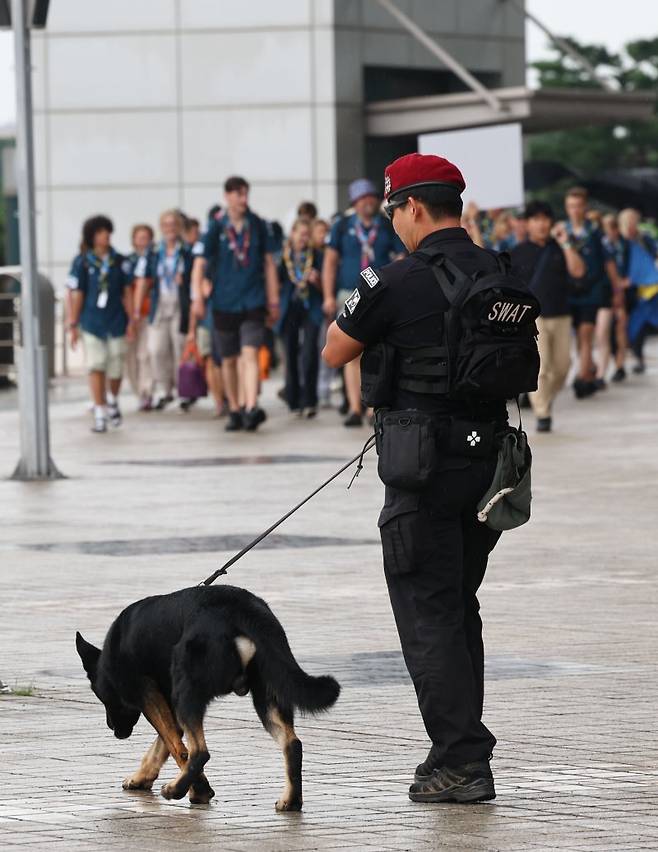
[354, 217, 379, 270]
[157, 240, 182, 292]
[225, 217, 251, 268]
[283, 242, 313, 305]
[86, 250, 114, 294]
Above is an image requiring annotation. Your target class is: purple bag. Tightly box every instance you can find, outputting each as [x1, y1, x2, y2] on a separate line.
[177, 342, 207, 399]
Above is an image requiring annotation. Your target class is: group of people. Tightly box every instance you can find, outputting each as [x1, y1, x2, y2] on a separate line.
[66, 176, 656, 436]
[465, 189, 657, 431]
[66, 175, 404, 433]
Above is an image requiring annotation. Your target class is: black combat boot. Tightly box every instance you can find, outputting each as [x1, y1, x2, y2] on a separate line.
[414, 745, 442, 783]
[409, 759, 495, 803]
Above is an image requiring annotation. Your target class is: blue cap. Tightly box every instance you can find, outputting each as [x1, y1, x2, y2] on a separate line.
[349, 178, 378, 204]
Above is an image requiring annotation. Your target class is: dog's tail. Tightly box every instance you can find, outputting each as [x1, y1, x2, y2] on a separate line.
[235, 610, 340, 714]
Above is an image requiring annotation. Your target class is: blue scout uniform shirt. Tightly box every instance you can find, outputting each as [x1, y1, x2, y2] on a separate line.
[66, 249, 131, 339]
[196, 210, 275, 313]
[327, 213, 405, 294]
[566, 221, 610, 307]
[134, 240, 193, 326]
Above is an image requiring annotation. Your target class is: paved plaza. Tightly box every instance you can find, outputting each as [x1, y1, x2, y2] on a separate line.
[1, 347, 657, 851]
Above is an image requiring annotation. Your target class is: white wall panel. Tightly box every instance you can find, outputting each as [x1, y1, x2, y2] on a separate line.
[48, 112, 179, 186]
[46, 36, 178, 110]
[33, 112, 48, 188]
[31, 34, 47, 112]
[180, 0, 311, 29]
[182, 108, 313, 183]
[311, 0, 335, 27]
[249, 183, 315, 226]
[47, 187, 181, 267]
[313, 105, 337, 183]
[312, 29, 336, 103]
[45, 0, 176, 33]
[181, 32, 311, 106]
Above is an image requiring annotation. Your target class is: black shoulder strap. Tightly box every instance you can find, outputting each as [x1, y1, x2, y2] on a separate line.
[415, 248, 472, 308]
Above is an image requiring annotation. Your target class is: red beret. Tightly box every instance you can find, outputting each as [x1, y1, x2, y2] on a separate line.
[384, 153, 465, 201]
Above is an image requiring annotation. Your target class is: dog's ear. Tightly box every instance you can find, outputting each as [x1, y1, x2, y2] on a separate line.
[76, 631, 101, 676]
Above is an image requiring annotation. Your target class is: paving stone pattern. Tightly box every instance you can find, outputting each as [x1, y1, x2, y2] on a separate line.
[1, 350, 657, 851]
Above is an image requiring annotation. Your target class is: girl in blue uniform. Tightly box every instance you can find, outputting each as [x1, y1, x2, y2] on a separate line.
[277, 219, 323, 417]
[66, 215, 134, 432]
[134, 210, 193, 409]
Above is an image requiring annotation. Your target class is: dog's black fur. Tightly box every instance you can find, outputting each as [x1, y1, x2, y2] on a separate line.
[76, 585, 340, 810]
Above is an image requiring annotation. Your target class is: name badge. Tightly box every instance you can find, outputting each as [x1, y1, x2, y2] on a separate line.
[96, 290, 109, 309]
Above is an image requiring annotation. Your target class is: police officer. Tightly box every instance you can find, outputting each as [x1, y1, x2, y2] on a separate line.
[323, 154, 508, 803]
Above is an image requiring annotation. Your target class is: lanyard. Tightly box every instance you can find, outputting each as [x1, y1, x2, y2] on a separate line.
[283, 243, 313, 305]
[86, 251, 113, 291]
[157, 241, 182, 291]
[225, 218, 251, 268]
[354, 218, 379, 270]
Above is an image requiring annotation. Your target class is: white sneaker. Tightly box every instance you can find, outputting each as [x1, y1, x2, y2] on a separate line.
[107, 402, 122, 428]
[91, 414, 108, 433]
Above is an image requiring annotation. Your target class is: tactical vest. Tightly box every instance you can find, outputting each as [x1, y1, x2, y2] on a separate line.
[361, 249, 540, 407]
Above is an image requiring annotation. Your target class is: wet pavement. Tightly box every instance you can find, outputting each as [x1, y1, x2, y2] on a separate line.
[1, 346, 657, 851]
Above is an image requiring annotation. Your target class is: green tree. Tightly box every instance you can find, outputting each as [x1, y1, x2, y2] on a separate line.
[529, 36, 658, 175]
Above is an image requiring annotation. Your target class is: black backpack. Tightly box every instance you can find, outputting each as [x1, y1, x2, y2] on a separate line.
[418, 248, 541, 401]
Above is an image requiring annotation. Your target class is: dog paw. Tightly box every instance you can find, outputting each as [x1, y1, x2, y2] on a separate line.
[189, 789, 213, 805]
[122, 776, 154, 791]
[275, 797, 303, 812]
[189, 776, 215, 804]
[161, 781, 186, 801]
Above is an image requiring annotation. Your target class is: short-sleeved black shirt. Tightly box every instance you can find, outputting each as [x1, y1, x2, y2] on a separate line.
[336, 226, 507, 419]
[510, 238, 571, 318]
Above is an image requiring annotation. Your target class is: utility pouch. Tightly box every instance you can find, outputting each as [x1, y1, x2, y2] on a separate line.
[361, 341, 396, 408]
[446, 418, 496, 459]
[476, 427, 532, 530]
[376, 409, 438, 491]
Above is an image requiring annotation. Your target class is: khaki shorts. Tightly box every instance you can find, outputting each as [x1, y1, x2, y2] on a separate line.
[83, 332, 126, 380]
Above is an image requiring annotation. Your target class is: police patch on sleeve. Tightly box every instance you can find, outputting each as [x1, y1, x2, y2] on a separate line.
[192, 240, 205, 256]
[66, 273, 79, 290]
[345, 288, 361, 314]
[360, 266, 379, 288]
[121, 259, 132, 275]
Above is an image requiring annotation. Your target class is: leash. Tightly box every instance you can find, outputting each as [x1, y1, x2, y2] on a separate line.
[200, 433, 377, 586]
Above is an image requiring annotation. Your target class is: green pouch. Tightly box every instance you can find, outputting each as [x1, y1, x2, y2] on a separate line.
[476, 428, 532, 531]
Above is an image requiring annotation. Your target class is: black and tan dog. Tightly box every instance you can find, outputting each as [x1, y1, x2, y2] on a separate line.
[75, 585, 340, 810]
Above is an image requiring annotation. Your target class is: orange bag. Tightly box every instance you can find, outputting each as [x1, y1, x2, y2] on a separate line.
[259, 345, 271, 380]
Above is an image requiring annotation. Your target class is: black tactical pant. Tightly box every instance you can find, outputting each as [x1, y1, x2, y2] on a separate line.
[379, 455, 500, 767]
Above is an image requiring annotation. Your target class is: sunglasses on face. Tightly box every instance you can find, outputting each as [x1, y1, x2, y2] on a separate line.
[383, 197, 408, 221]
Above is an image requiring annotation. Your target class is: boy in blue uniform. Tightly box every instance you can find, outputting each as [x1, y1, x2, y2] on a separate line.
[191, 176, 279, 432]
[67, 215, 134, 433]
[564, 187, 618, 397]
[321, 178, 404, 426]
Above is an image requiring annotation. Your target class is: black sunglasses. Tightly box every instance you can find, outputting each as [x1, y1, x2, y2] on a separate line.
[383, 197, 408, 221]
